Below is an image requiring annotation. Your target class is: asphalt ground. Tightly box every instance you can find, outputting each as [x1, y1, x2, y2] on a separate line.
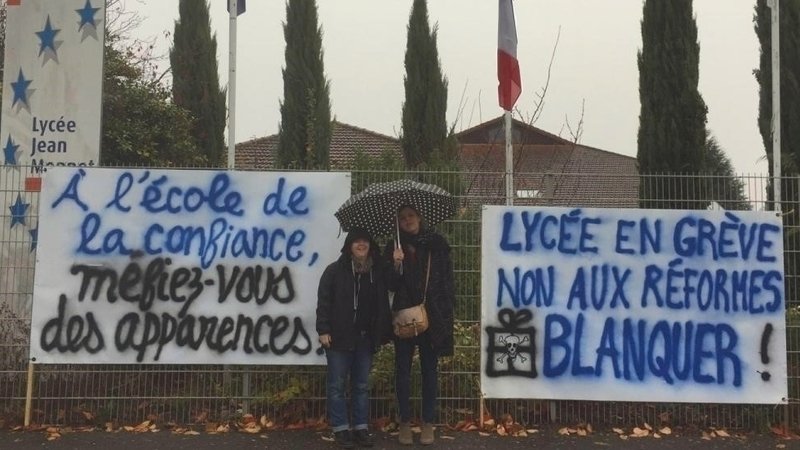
[2, 426, 800, 450]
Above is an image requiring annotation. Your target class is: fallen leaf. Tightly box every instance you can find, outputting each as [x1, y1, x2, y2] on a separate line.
[242, 414, 255, 424]
[586, 423, 593, 433]
[701, 431, 713, 440]
[776, 444, 786, 449]
[771, 426, 788, 437]
[463, 423, 479, 432]
[558, 427, 570, 435]
[619, 435, 629, 440]
[653, 433, 661, 439]
[81, 411, 94, 421]
[715, 429, 730, 438]
[631, 427, 649, 437]
[194, 411, 209, 423]
[577, 428, 587, 436]
[411, 426, 422, 434]
[513, 430, 527, 437]
[205, 423, 218, 433]
[46, 427, 60, 433]
[46, 433, 61, 441]
[241, 426, 261, 434]
[659, 426, 672, 435]
[526, 429, 539, 434]
[123, 426, 135, 432]
[478, 431, 491, 437]
[612, 427, 625, 435]
[644, 422, 653, 431]
[321, 435, 334, 442]
[441, 435, 456, 440]
[483, 418, 496, 428]
[496, 425, 507, 436]
[184, 430, 200, 436]
[133, 420, 151, 433]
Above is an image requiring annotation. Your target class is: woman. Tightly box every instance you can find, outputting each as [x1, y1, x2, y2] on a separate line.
[317, 228, 392, 449]
[388, 205, 455, 446]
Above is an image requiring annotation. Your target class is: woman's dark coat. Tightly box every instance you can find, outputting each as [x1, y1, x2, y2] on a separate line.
[386, 230, 455, 356]
[316, 243, 392, 353]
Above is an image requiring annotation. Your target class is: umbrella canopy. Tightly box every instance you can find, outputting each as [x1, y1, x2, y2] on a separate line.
[335, 179, 456, 238]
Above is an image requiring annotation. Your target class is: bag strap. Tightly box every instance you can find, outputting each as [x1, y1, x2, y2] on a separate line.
[421, 253, 432, 305]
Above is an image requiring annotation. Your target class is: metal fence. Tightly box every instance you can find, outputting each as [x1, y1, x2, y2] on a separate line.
[0, 166, 797, 430]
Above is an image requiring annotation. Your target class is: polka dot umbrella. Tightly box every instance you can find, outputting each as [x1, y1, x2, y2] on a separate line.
[335, 179, 457, 238]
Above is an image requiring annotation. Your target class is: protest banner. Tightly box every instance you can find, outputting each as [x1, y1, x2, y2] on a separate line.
[481, 205, 787, 404]
[31, 168, 349, 365]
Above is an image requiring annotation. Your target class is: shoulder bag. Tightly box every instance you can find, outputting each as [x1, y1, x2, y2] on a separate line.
[392, 254, 431, 339]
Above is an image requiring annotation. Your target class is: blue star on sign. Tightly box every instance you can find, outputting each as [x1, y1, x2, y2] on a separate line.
[9, 194, 30, 228]
[3, 136, 20, 165]
[36, 15, 60, 56]
[76, 0, 100, 30]
[10, 69, 33, 108]
[29, 226, 38, 252]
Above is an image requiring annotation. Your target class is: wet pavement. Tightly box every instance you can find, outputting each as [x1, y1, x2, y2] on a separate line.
[2, 426, 799, 450]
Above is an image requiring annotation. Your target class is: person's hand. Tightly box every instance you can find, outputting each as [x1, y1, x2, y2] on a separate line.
[393, 247, 404, 267]
[319, 334, 332, 348]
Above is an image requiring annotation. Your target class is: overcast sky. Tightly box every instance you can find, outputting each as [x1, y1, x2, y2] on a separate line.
[127, 0, 765, 175]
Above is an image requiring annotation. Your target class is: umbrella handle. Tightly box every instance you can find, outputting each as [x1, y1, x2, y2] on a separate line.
[396, 217, 401, 249]
[395, 217, 403, 275]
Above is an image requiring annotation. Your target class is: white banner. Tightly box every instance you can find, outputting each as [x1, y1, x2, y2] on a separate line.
[481, 206, 787, 404]
[1, 0, 104, 172]
[31, 168, 350, 365]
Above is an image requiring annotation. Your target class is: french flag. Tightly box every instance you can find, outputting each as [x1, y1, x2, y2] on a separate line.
[498, 0, 521, 111]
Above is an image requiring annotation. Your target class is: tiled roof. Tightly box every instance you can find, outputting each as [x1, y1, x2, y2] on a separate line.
[459, 143, 639, 208]
[234, 121, 403, 170]
[455, 116, 574, 146]
[234, 116, 639, 209]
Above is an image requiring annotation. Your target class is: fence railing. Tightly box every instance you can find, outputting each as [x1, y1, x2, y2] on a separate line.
[0, 167, 797, 430]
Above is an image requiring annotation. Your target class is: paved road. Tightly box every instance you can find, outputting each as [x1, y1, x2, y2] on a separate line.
[2, 427, 799, 450]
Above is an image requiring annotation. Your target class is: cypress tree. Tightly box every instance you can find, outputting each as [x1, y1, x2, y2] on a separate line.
[170, 0, 226, 167]
[277, 0, 331, 170]
[637, 0, 708, 209]
[703, 132, 749, 211]
[755, 0, 800, 304]
[755, 0, 800, 194]
[400, 0, 449, 169]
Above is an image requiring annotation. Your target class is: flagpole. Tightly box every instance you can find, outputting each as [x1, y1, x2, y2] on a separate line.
[768, 0, 781, 212]
[498, 0, 519, 206]
[227, 0, 238, 170]
[505, 111, 513, 206]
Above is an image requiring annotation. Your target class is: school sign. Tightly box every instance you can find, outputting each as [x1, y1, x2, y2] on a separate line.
[1, 0, 104, 172]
